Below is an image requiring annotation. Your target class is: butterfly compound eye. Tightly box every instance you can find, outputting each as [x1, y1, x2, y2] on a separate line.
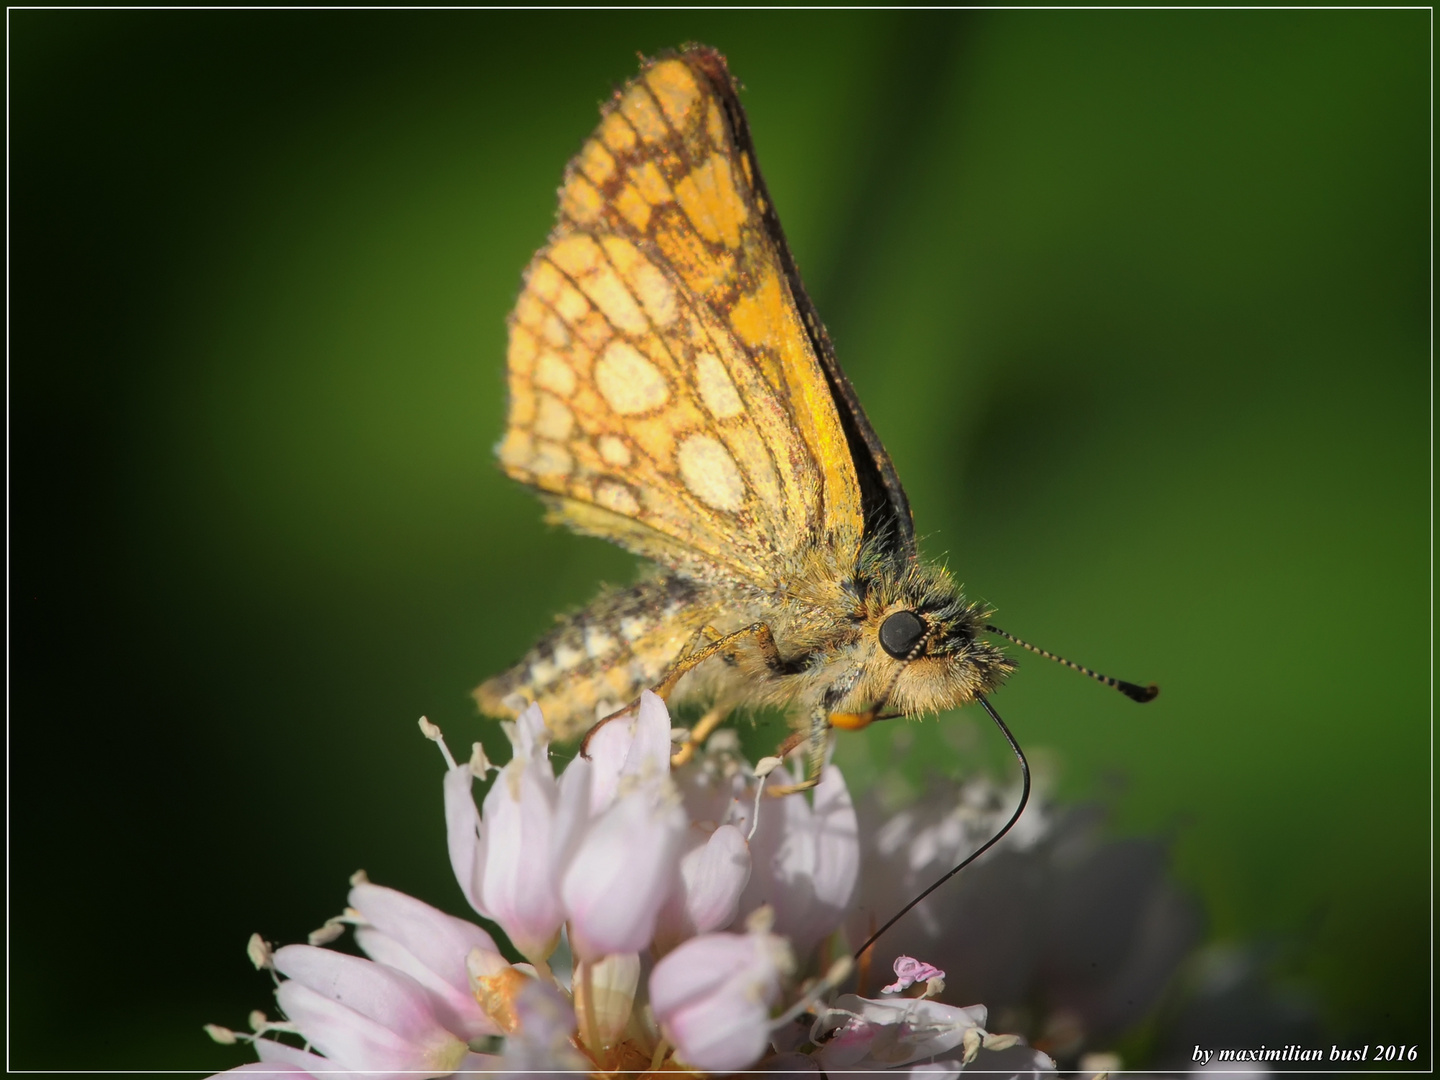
[878, 610, 926, 659]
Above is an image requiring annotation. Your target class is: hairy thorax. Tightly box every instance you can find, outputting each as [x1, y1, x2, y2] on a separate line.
[475, 539, 1013, 743]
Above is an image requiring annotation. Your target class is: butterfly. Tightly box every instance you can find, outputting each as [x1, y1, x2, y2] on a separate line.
[476, 44, 1154, 794]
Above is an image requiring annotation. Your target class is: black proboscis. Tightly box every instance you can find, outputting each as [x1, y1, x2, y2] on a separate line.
[852, 694, 1030, 965]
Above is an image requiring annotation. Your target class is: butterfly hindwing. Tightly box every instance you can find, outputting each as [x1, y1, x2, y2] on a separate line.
[680, 47, 917, 559]
[497, 48, 871, 589]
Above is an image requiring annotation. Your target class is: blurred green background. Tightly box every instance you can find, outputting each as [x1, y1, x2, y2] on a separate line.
[10, 9, 1428, 1071]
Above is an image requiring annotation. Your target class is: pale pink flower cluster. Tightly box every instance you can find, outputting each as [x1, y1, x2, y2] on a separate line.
[206, 692, 1053, 1078]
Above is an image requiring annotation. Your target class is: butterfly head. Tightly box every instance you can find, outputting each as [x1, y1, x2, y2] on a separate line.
[849, 554, 1015, 716]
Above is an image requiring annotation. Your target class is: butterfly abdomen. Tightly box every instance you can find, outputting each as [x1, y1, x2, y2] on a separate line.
[473, 574, 726, 740]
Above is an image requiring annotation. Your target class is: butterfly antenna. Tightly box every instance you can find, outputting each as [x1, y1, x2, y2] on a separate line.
[985, 625, 1159, 703]
[852, 694, 1029, 964]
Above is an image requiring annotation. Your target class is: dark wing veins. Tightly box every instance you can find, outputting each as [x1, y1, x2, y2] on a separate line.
[682, 45, 918, 562]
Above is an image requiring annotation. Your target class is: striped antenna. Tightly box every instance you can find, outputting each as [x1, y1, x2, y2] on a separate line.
[985, 625, 1159, 703]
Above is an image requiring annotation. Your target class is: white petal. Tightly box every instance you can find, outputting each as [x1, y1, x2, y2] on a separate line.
[561, 782, 685, 959]
[354, 927, 497, 1042]
[510, 701, 552, 766]
[665, 988, 771, 1073]
[583, 710, 634, 814]
[809, 764, 860, 915]
[480, 759, 563, 961]
[649, 932, 764, 1014]
[573, 953, 640, 1050]
[211, 1065, 321, 1079]
[252, 1040, 330, 1072]
[654, 824, 751, 952]
[740, 763, 859, 956]
[582, 691, 674, 816]
[276, 980, 462, 1078]
[442, 765, 487, 918]
[550, 753, 594, 872]
[650, 932, 782, 1073]
[349, 883, 499, 991]
[815, 994, 984, 1070]
[274, 947, 439, 1040]
[626, 690, 674, 778]
[683, 823, 751, 932]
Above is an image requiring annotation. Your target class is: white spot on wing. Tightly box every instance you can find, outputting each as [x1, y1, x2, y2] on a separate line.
[595, 341, 669, 415]
[531, 441, 572, 478]
[694, 352, 744, 419]
[596, 480, 640, 516]
[534, 352, 577, 397]
[533, 393, 575, 441]
[677, 433, 745, 512]
[598, 434, 632, 468]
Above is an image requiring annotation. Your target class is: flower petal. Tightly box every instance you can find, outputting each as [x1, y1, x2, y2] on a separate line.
[583, 690, 673, 816]
[881, 955, 946, 994]
[354, 926, 498, 1042]
[506, 701, 552, 767]
[251, 1040, 331, 1072]
[650, 931, 786, 1073]
[209, 1065, 320, 1080]
[480, 756, 563, 962]
[626, 690, 674, 777]
[275, 978, 465, 1079]
[561, 780, 685, 960]
[349, 882, 499, 977]
[654, 824, 751, 953]
[442, 765, 487, 919]
[741, 763, 859, 956]
[814, 994, 985, 1071]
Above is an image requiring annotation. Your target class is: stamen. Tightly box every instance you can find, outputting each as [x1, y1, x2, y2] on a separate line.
[468, 742, 495, 777]
[962, 1027, 983, 1063]
[250, 1011, 299, 1038]
[744, 904, 775, 935]
[417, 716, 458, 771]
[203, 1009, 303, 1047]
[307, 904, 364, 945]
[768, 956, 854, 1030]
[245, 933, 273, 971]
[749, 756, 783, 840]
[307, 919, 346, 946]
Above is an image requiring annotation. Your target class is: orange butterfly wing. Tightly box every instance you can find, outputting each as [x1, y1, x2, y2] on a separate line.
[497, 48, 874, 588]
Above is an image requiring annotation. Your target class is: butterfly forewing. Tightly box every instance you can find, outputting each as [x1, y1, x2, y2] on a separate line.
[497, 51, 866, 590]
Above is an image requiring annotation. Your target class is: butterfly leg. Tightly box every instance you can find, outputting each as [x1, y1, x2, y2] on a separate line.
[584, 624, 780, 762]
[765, 703, 898, 796]
[670, 702, 729, 767]
[651, 622, 781, 699]
[764, 705, 832, 797]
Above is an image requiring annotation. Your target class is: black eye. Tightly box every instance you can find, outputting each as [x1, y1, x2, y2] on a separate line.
[878, 610, 926, 659]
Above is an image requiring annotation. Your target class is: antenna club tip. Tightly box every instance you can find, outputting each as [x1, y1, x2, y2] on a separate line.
[1122, 681, 1160, 703]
